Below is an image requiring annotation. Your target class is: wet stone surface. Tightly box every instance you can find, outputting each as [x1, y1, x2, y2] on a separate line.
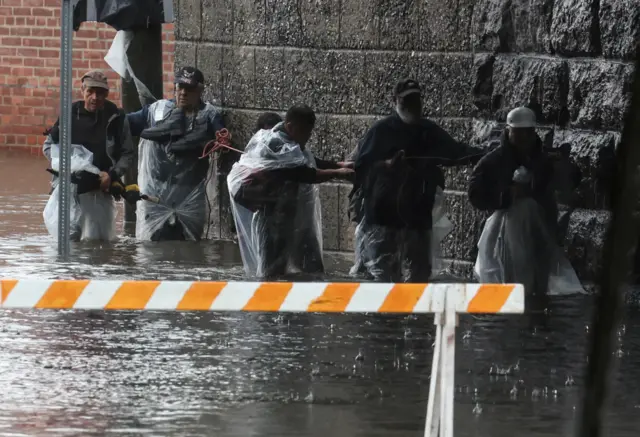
[472, 0, 554, 53]
[550, 0, 601, 57]
[490, 56, 570, 125]
[201, 0, 234, 43]
[378, 0, 422, 51]
[568, 61, 635, 131]
[421, 0, 474, 51]
[599, 0, 640, 60]
[174, 0, 202, 41]
[233, 0, 267, 46]
[283, 49, 368, 114]
[196, 44, 224, 106]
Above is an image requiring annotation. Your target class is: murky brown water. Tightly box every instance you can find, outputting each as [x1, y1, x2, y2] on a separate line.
[0, 151, 638, 436]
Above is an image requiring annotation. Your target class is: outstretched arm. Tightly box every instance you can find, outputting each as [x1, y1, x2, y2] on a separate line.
[261, 166, 354, 184]
[428, 123, 485, 167]
[126, 105, 150, 137]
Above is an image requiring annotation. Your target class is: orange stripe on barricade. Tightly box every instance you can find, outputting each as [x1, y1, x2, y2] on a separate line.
[177, 282, 227, 310]
[467, 284, 514, 313]
[105, 281, 160, 310]
[308, 283, 359, 312]
[379, 283, 427, 313]
[35, 280, 90, 309]
[1, 279, 18, 304]
[243, 282, 293, 311]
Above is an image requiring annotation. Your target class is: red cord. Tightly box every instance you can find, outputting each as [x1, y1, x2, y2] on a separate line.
[200, 128, 244, 159]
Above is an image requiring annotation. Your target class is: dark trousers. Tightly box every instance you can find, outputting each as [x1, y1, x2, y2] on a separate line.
[253, 201, 324, 279]
[363, 224, 432, 283]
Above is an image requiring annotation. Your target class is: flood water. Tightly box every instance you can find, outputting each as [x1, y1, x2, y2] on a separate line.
[0, 150, 638, 436]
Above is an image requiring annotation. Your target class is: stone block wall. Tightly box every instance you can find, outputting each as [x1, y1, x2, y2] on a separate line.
[176, 0, 638, 283]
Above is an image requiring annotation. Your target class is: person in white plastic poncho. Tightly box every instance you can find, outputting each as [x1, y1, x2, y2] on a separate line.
[127, 66, 226, 241]
[42, 71, 135, 241]
[468, 106, 585, 296]
[228, 105, 355, 278]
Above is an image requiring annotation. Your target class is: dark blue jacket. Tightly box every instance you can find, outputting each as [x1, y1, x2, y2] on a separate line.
[354, 113, 484, 229]
[468, 131, 557, 229]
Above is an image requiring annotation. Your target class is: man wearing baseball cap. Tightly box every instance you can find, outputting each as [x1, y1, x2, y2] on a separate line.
[351, 78, 485, 282]
[469, 106, 560, 297]
[127, 66, 226, 241]
[42, 70, 135, 241]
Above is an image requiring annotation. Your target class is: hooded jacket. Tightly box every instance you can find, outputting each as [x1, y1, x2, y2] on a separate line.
[468, 130, 557, 229]
[43, 100, 135, 182]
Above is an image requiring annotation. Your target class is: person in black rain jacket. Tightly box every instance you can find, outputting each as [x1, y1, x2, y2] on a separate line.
[354, 79, 485, 282]
[468, 107, 557, 232]
[468, 106, 557, 297]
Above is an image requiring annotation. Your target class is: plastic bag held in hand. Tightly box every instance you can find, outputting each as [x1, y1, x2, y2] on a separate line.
[512, 166, 532, 184]
[43, 144, 117, 241]
[473, 197, 585, 296]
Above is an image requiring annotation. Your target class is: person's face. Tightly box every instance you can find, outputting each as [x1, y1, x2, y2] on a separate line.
[397, 93, 423, 119]
[82, 86, 108, 112]
[285, 121, 314, 148]
[508, 127, 537, 154]
[175, 83, 202, 109]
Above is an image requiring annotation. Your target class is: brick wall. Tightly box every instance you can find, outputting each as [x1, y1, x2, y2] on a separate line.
[0, 0, 175, 156]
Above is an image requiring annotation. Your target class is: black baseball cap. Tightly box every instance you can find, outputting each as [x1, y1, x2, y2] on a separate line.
[174, 66, 205, 86]
[394, 79, 422, 98]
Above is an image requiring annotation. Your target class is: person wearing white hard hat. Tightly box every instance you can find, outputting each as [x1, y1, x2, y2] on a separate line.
[469, 106, 556, 227]
[468, 106, 572, 298]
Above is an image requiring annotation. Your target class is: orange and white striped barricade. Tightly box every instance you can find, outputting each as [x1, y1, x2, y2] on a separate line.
[0, 280, 524, 436]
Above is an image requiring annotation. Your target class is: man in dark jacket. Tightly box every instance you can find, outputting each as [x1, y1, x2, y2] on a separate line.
[43, 70, 134, 240]
[468, 107, 557, 231]
[354, 79, 484, 282]
[468, 106, 556, 296]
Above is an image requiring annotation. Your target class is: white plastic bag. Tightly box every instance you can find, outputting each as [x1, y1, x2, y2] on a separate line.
[43, 144, 117, 241]
[431, 187, 454, 276]
[474, 197, 585, 296]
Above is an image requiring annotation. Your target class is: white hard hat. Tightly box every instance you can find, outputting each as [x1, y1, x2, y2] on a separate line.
[506, 106, 536, 128]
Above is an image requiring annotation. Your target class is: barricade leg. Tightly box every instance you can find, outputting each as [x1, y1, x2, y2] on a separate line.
[425, 297, 458, 437]
[424, 313, 443, 437]
[440, 304, 458, 437]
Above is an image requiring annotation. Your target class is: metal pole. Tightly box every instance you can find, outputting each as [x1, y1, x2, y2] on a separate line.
[575, 57, 640, 436]
[57, 0, 73, 259]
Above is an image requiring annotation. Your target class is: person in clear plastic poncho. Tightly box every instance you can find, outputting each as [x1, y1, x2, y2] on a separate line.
[228, 105, 354, 278]
[468, 106, 585, 296]
[353, 79, 485, 282]
[42, 70, 134, 241]
[127, 66, 225, 241]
